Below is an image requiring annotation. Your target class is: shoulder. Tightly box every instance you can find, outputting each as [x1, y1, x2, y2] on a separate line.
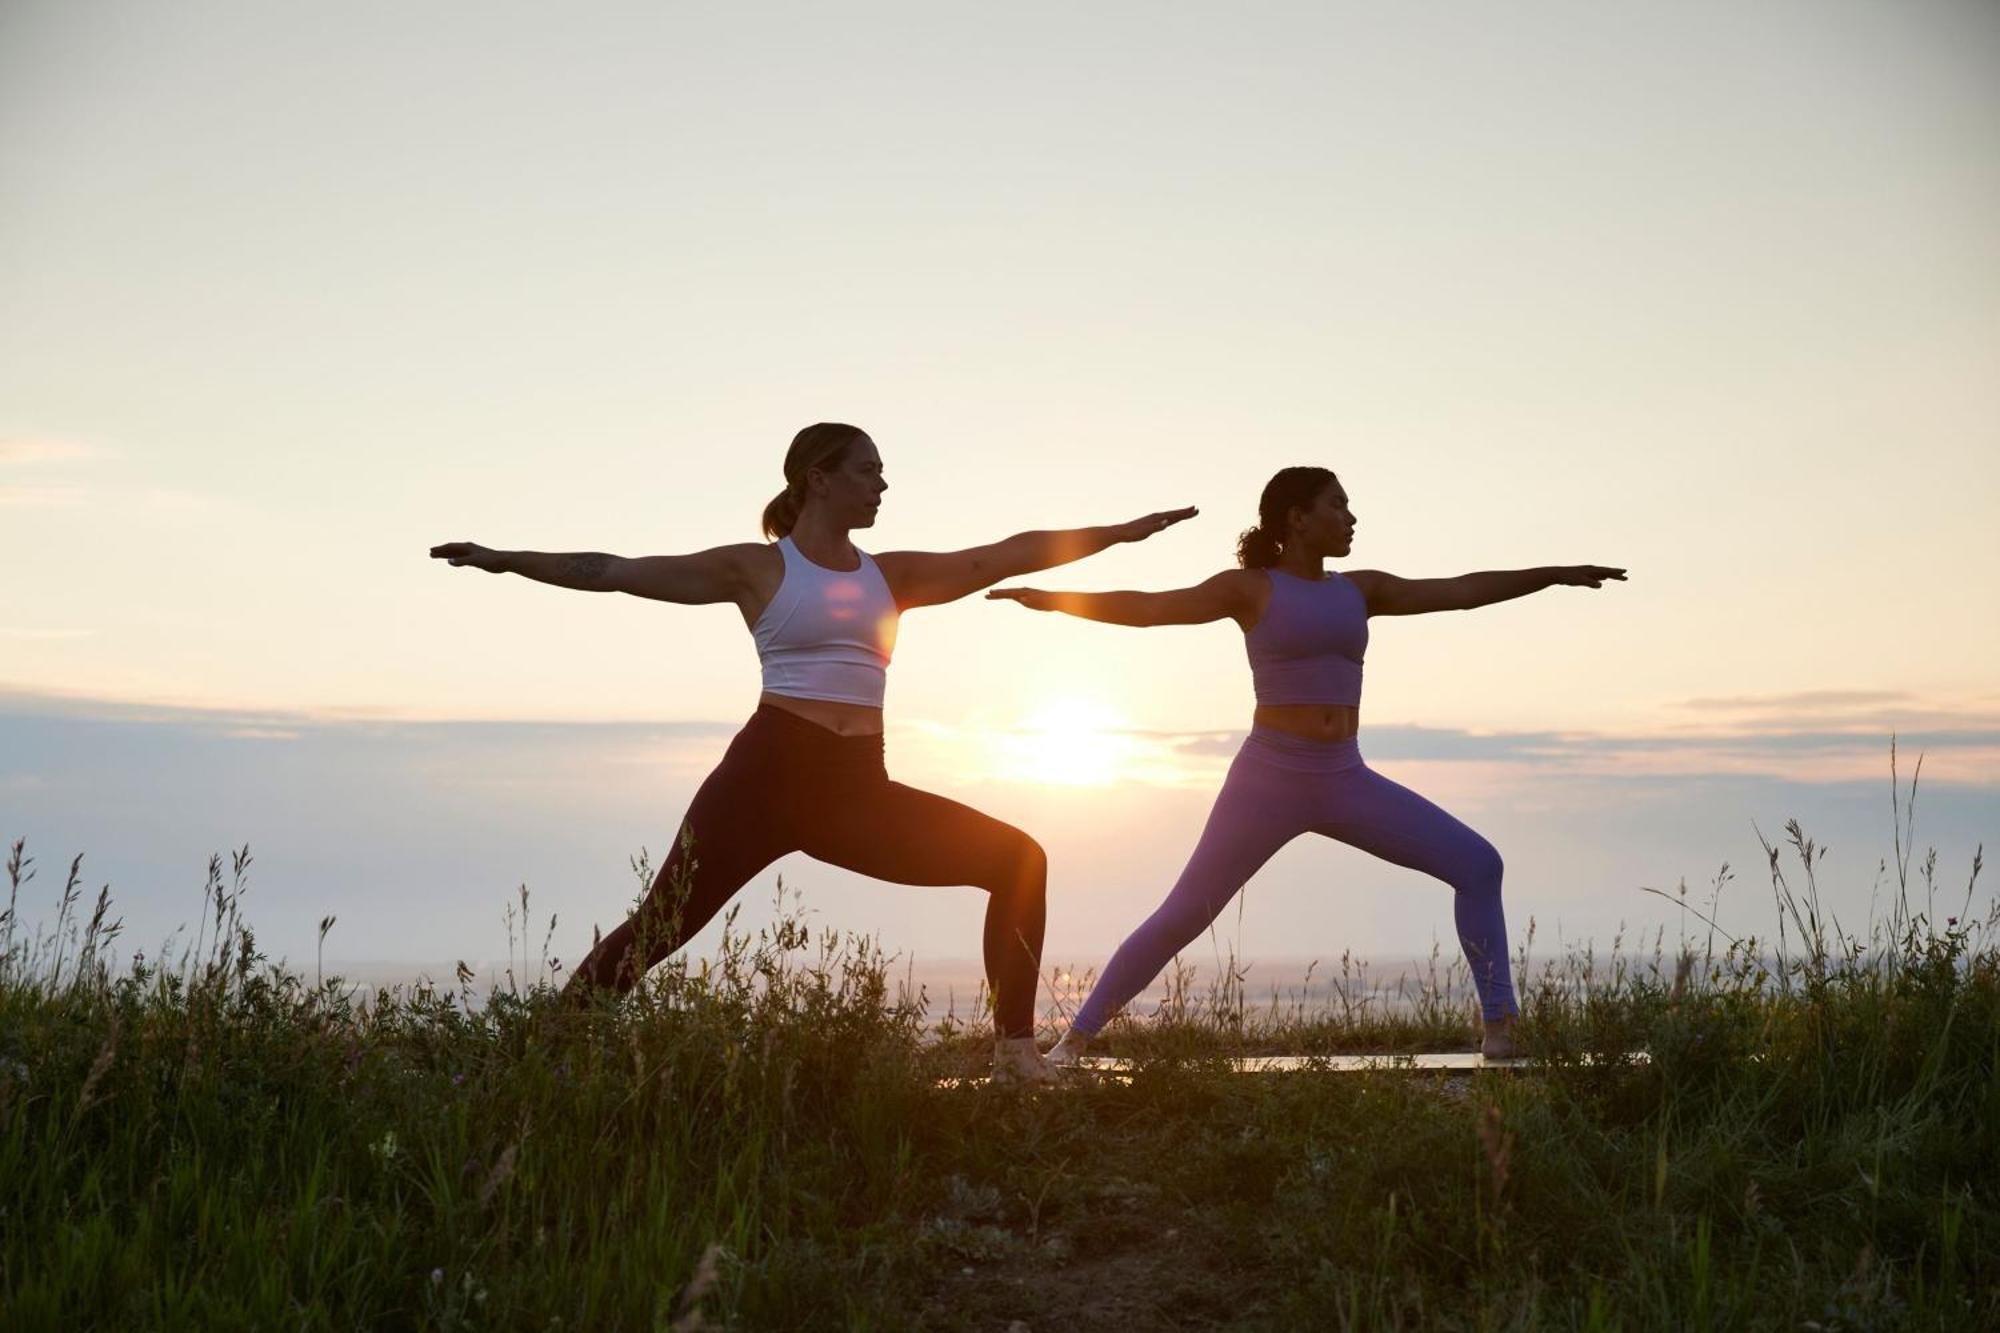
[1338, 568, 1385, 597]
[868, 546, 962, 580]
[1202, 568, 1268, 628]
[1335, 568, 1399, 616]
[726, 541, 785, 588]
[1207, 567, 1265, 596]
[868, 547, 915, 577]
[661, 541, 777, 579]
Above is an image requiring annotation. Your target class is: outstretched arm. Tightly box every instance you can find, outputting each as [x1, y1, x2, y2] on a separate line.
[429, 541, 765, 605]
[1348, 565, 1626, 616]
[875, 507, 1198, 609]
[986, 570, 1258, 629]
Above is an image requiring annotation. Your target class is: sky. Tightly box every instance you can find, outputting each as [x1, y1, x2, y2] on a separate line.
[3, 2, 1996, 984]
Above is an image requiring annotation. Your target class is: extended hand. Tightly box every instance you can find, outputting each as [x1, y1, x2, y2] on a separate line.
[1108, 506, 1198, 544]
[1557, 565, 1627, 588]
[985, 587, 1057, 611]
[429, 541, 509, 573]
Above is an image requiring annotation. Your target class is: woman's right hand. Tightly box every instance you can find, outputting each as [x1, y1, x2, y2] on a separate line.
[429, 541, 510, 573]
[1107, 507, 1199, 544]
[985, 587, 1056, 611]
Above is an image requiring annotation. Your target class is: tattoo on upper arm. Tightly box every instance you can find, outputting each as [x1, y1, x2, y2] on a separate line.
[563, 552, 612, 584]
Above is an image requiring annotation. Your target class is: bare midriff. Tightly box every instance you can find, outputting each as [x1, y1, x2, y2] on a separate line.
[1253, 703, 1360, 743]
[759, 692, 886, 737]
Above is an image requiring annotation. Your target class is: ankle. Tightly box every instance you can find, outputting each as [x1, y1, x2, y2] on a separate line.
[1480, 1014, 1520, 1058]
[1044, 1028, 1093, 1067]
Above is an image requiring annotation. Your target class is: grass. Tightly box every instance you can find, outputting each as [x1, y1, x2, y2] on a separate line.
[2, 752, 1995, 1330]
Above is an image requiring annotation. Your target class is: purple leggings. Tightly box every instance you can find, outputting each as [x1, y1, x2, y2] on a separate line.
[1072, 728, 1518, 1033]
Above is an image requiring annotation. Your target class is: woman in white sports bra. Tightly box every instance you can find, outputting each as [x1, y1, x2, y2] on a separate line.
[431, 423, 1193, 1080]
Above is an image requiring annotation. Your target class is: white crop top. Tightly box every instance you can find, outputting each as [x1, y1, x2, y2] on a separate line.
[751, 537, 900, 707]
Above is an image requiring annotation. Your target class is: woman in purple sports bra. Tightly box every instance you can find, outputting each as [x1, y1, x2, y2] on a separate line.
[989, 465, 1625, 1062]
[432, 423, 1194, 1081]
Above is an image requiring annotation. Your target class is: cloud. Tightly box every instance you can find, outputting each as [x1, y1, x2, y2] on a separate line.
[0, 438, 99, 466]
[0, 439, 99, 504]
[1139, 730, 1242, 758]
[0, 685, 743, 739]
[1668, 707, 2000, 736]
[1136, 720, 1995, 762]
[1678, 690, 1911, 713]
[0, 439, 228, 514]
[2, 685, 1994, 789]
[0, 484, 87, 507]
[0, 486, 234, 514]
[1111, 720, 2000, 787]
[1660, 691, 2000, 749]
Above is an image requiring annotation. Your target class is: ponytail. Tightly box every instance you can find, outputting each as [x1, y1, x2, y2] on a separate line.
[1236, 525, 1284, 569]
[1237, 466, 1339, 569]
[761, 422, 870, 539]
[761, 483, 805, 541]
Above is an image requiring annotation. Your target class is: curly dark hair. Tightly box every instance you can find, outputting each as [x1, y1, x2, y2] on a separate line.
[1236, 466, 1339, 568]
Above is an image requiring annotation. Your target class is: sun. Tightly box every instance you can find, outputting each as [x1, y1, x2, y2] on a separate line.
[996, 698, 1135, 787]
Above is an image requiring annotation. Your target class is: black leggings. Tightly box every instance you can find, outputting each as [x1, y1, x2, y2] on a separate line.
[570, 704, 1048, 1037]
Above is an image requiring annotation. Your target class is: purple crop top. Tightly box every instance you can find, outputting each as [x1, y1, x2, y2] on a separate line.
[1245, 568, 1368, 707]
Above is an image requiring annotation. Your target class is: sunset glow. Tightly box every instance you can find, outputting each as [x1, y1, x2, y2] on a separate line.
[995, 699, 1138, 787]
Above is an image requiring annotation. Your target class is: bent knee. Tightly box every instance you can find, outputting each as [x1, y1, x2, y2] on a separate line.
[1455, 838, 1504, 894]
[984, 830, 1047, 896]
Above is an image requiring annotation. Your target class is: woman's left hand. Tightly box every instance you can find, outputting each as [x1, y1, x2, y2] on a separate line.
[1108, 507, 1199, 543]
[1556, 565, 1628, 588]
